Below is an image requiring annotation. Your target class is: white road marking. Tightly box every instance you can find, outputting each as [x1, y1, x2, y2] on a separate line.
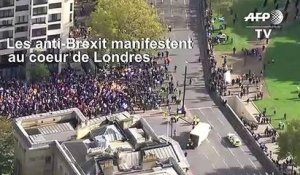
[236, 159, 244, 168]
[199, 109, 215, 128]
[239, 146, 247, 153]
[223, 159, 229, 168]
[186, 106, 214, 110]
[228, 148, 235, 157]
[212, 146, 220, 156]
[216, 132, 222, 139]
[211, 163, 216, 169]
[203, 152, 209, 160]
[209, 108, 225, 126]
[170, 0, 172, 5]
[249, 158, 257, 169]
[217, 117, 225, 126]
[171, 8, 174, 17]
[183, 0, 186, 5]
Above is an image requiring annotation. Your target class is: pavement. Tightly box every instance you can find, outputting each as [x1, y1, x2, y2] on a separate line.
[143, 0, 270, 174]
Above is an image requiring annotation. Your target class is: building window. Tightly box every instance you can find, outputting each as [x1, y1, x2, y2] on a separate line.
[0, 0, 14, 8]
[32, 28, 46, 37]
[0, 9, 14, 18]
[49, 3, 61, 9]
[32, 17, 46, 24]
[45, 156, 51, 164]
[48, 13, 61, 22]
[59, 165, 63, 174]
[0, 41, 8, 50]
[48, 34, 60, 41]
[29, 157, 36, 162]
[16, 5, 29, 12]
[15, 37, 27, 42]
[69, 14, 73, 22]
[70, 3, 73, 11]
[0, 30, 13, 40]
[33, 7, 47, 16]
[0, 19, 13, 27]
[15, 26, 28, 33]
[33, 0, 47, 5]
[16, 15, 28, 24]
[48, 24, 61, 30]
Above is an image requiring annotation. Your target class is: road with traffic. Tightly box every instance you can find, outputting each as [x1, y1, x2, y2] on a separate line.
[145, 0, 268, 174]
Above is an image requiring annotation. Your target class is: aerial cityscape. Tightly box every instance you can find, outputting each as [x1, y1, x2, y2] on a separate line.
[0, 0, 299, 175]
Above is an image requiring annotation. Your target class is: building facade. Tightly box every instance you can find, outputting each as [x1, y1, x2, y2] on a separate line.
[13, 109, 189, 175]
[0, 0, 74, 79]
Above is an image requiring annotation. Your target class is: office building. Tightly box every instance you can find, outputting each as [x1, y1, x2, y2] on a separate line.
[13, 108, 190, 175]
[0, 0, 74, 79]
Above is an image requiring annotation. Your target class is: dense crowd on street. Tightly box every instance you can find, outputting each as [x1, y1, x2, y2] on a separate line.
[0, 59, 166, 118]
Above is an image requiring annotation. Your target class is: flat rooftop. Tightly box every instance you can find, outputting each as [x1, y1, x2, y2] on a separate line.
[13, 108, 189, 174]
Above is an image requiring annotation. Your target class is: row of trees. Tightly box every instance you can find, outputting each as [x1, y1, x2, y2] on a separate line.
[0, 118, 14, 174]
[278, 120, 300, 171]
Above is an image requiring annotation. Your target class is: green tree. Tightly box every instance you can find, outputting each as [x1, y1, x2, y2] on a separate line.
[277, 120, 300, 171]
[0, 118, 14, 174]
[29, 63, 50, 82]
[90, 0, 166, 41]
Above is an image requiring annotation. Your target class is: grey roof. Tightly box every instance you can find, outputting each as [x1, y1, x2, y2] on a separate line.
[144, 145, 178, 162]
[118, 151, 140, 170]
[29, 123, 76, 144]
[91, 125, 125, 142]
[63, 141, 96, 175]
[159, 136, 190, 169]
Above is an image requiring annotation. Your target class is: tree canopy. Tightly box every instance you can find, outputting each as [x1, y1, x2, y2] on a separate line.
[29, 63, 50, 82]
[277, 120, 300, 166]
[90, 0, 166, 41]
[0, 118, 14, 174]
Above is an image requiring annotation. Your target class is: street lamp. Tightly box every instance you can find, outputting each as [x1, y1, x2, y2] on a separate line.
[181, 61, 188, 116]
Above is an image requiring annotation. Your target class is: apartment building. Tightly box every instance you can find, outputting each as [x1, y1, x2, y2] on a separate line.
[0, 0, 74, 79]
[13, 108, 190, 175]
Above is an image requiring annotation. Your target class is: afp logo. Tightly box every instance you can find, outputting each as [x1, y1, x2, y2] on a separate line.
[270, 10, 284, 25]
[244, 10, 284, 25]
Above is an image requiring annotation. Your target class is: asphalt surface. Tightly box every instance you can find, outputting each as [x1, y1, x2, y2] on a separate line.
[145, 0, 268, 174]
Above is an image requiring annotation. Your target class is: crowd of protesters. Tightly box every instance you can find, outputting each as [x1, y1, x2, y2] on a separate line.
[0, 59, 167, 118]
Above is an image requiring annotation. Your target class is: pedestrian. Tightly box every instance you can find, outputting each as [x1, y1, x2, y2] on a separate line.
[189, 78, 192, 85]
[233, 47, 236, 55]
[273, 110, 276, 115]
[173, 129, 176, 136]
[174, 65, 177, 73]
[168, 25, 172, 32]
[284, 113, 287, 120]
[184, 152, 188, 157]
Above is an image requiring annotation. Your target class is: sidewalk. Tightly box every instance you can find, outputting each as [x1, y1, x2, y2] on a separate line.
[244, 100, 300, 174]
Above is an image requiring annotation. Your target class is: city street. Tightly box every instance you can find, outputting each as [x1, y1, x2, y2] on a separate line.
[146, 0, 269, 174]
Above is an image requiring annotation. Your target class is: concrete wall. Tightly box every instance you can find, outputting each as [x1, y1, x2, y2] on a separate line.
[225, 96, 257, 123]
[14, 144, 53, 175]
